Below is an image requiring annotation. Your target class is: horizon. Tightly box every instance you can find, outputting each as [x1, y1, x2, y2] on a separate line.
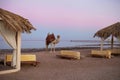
[0, 38, 119, 49]
[0, 0, 120, 48]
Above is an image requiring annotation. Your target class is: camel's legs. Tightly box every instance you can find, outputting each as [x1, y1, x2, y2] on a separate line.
[46, 45, 48, 51]
[50, 43, 55, 53]
[53, 44, 55, 53]
[50, 43, 52, 53]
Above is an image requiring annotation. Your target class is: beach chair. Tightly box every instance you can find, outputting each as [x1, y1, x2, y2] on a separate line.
[108, 49, 120, 55]
[57, 50, 80, 59]
[5, 54, 39, 66]
[91, 50, 111, 59]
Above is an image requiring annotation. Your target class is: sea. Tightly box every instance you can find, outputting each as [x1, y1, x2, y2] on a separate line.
[0, 39, 120, 49]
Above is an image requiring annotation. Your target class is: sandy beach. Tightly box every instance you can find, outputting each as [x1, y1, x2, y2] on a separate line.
[0, 1, 120, 80]
[0, 48, 120, 80]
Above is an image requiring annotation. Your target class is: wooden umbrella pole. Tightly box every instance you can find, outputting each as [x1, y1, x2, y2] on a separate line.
[16, 31, 21, 70]
[100, 38, 104, 51]
[111, 35, 114, 49]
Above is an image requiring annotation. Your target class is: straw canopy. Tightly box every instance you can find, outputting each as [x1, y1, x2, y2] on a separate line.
[94, 22, 120, 39]
[94, 22, 120, 49]
[0, 8, 36, 33]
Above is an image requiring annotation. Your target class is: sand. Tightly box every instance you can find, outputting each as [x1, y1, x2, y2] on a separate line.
[0, 49, 120, 80]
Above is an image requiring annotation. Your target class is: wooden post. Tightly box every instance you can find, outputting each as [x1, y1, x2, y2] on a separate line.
[111, 35, 114, 49]
[16, 32, 21, 70]
[100, 38, 104, 51]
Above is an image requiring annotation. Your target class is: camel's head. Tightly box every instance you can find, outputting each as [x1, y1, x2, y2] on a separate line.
[57, 35, 60, 39]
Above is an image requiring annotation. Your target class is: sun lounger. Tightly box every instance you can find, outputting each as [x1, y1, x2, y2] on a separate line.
[5, 54, 39, 66]
[108, 49, 120, 55]
[57, 50, 80, 59]
[91, 50, 111, 59]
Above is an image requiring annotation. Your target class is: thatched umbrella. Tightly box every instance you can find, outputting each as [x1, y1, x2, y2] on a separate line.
[94, 22, 120, 50]
[0, 8, 36, 33]
[0, 8, 36, 74]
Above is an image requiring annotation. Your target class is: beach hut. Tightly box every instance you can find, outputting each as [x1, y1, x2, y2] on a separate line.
[94, 22, 120, 50]
[0, 8, 36, 74]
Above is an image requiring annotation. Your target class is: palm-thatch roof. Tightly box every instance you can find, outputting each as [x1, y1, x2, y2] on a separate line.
[94, 22, 120, 39]
[94, 22, 120, 49]
[0, 8, 36, 33]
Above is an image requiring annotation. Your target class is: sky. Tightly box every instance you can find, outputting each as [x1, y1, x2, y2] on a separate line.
[0, 0, 120, 40]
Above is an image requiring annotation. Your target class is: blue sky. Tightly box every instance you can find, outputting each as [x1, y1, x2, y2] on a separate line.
[0, 0, 120, 40]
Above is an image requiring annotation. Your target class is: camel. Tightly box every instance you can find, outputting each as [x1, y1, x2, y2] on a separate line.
[45, 33, 60, 52]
